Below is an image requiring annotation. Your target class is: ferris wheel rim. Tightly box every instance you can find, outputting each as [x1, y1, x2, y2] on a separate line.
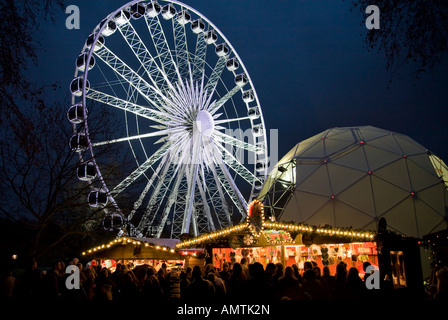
[71, 0, 269, 237]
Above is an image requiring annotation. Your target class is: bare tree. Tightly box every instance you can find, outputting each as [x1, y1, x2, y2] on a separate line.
[352, 0, 448, 78]
[0, 98, 127, 261]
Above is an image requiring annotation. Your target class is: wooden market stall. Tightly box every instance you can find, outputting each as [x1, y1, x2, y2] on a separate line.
[81, 237, 193, 272]
[176, 200, 379, 278]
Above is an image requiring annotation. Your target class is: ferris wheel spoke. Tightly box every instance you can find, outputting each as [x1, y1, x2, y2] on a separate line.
[209, 85, 243, 115]
[117, 20, 168, 93]
[213, 131, 262, 154]
[196, 172, 216, 232]
[208, 165, 232, 228]
[136, 162, 176, 235]
[91, 129, 170, 147]
[213, 164, 247, 219]
[217, 161, 249, 217]
[127, 154, 169, 222]
[169, 170, 189, 238]
[173, 18, 191, 80]
[215, 142, 261, 186]
[94, 45, 164, 110]
[155, 172, 183, 238]
[204, 56, 227, 93]
[87, 88, 168, 124]
[111, 142, 170, 195]
[144, 15, 181, 90]
[182, 163, 199, 235]
[214, 115, 252, 125]
[192, 33, 208, 81]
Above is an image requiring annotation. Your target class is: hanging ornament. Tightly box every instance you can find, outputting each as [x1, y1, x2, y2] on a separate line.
[321, 246, 329, 266]
[246, 199, 265, 238]
[243, 234, 255, 246]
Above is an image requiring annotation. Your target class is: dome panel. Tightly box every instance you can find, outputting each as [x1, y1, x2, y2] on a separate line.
[417, 185, 446, 215]
[382, 198, 417, 236]
[296, 163, 321, 185]
[414, 199, 446, 236]
[296, 141, 325, 159]
[374, 158, 411, 191]
[279, 194, 301, 222]
[324, 139, 355, 157]
[323, 127, 345, 139]
[306, 201, 335, 227]
[286, 191, 329, 222]
[327, 163, 365, 195]
[334, 201, 374, 229]
[331, 146, 369, 172]
[363, 145, 402, 171]
[394, 135, 427, 155]
[296, 166, 332, 196]
[294, 136, 323, 158]
[371, 176, 409, 215]
[277, 143, 299, 166]
[363, 220, 378, 232]
[327, 129, 357, 142]
[337, 176, 376, 218]
[366, 135, 403, 155]
[358, 127, 390, 141]
[407, 160, 441, 191]
[408, 154, 438, 177]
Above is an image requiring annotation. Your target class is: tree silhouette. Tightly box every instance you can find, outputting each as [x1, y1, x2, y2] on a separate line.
[352, 0, 448, 78]
[0, 0, 131, 265]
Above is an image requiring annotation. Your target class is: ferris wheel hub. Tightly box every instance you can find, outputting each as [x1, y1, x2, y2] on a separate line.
[195, 110, 214, 137]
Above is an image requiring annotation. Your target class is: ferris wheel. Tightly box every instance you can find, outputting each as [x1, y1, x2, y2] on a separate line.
[68, 0, 268, 239]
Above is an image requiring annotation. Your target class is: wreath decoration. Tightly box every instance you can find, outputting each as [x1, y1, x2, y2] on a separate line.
[246, 199, 265, 238]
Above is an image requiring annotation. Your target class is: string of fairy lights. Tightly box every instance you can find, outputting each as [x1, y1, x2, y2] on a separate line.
[175, 222, 376, 248]
[81, 237, 176, 256]
[82, 201, 376, 254]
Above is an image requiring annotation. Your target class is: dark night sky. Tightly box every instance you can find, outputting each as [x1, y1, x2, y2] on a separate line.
[35, 0, 448, 164]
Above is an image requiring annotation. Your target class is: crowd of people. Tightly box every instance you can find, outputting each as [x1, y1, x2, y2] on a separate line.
[2, 257, 447, 302]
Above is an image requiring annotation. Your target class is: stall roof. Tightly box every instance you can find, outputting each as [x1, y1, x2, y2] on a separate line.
[134, 237, 180, 249]
[81, 236, 182, 260]
[176, 221, 376, 249]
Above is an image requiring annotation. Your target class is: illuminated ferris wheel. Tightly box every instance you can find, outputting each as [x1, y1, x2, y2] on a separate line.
[68, 0, 268, 239]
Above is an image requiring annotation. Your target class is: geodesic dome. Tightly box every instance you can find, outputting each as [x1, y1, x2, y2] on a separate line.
[259, 126, 448, 238]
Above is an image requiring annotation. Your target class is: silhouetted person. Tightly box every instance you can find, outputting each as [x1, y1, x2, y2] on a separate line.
[244, 262, 272, 301]
[143, 267, 164, 301]
[276, 266, 300, 300]
[185, 266, 215, 303]
[345, 267, 367, 300]
[264, 263, 277, 286]
[227, 262, 246, 301]
[43, 260, 62, 300]
[434, 267, 448, 301]
[179, 271, 190, 301]
[273, 263, 284, 284]
[207, 272, 226, 300]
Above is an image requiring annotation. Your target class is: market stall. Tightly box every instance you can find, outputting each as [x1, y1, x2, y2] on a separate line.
[82, 237, 188, 272]
[176, 200, 379, 278]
